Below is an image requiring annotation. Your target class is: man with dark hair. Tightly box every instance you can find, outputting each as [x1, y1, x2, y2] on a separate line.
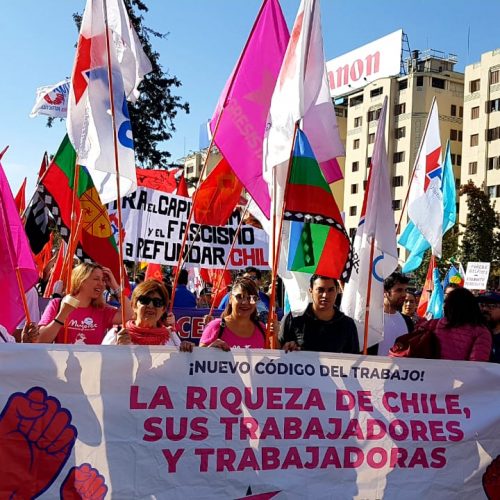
[173, 269, 196, 308]
[477, 291, 500, 363]
[279, 274, 359, 354]
[372, 272, 413, 355]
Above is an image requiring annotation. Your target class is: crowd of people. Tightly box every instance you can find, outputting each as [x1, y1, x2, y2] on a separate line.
[1, 262, 500, 364]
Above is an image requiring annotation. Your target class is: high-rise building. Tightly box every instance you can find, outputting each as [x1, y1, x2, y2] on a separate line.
[338, 49, 464, 257]
[460, 48, 500, 226]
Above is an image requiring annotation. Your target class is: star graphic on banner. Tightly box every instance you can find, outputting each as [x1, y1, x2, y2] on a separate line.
[234, 485, 281, 500]
[279, 10, 304, 88]
[243, 68, 276, 122]
[424, 146, 442, 191]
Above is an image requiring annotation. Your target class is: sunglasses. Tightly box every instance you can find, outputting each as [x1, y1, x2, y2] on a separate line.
[137, 296, 165, 308]
[231, 293, 259, 304]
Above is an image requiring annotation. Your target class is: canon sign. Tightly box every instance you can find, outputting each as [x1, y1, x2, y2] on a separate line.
[326, 30, 403, 98]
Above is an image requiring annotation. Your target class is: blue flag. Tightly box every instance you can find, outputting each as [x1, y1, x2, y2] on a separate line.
[427, 268, 444, 319]
[399, 141, 456, 272]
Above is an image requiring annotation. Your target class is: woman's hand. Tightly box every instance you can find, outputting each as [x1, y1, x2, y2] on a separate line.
[101, 267, 119, 291]
[282, 341, 301, 353]
[208, 339, 230, 352]
[116, 327, 131, 345]
[203, 314, 214, 325]
[21, 322, 39, 343]
[179, 341, 195, 352]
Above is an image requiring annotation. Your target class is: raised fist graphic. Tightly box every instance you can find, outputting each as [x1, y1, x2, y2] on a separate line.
[61, 463, 108, 500]
[0, 387, 77, 498]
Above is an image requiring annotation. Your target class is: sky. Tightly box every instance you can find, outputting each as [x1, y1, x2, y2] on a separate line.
[1, 0, 500, 198]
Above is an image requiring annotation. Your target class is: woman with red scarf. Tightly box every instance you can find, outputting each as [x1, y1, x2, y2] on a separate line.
[102, 280, 193, 351]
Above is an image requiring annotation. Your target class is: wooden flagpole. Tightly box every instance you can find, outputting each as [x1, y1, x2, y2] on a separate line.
[396, 96, 438, 234]
[265, 121, 300, 349]
[208, 202, 251, 317]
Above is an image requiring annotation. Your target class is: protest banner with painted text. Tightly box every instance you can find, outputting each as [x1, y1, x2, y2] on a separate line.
[108, 187, 269, 269]
[1, 345, 499, 499]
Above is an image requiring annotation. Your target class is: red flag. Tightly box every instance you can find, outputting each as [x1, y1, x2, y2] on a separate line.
[418, 257, 436, 317]
[136, 167, 180, 193]
[0, 162, 38, 332]
[145, 263, 163, 282]
[176, 174, 189, 197]
[43, 242, 65, 298]
[193, 158, 243, 226]
[34, 232, 54, 277]
[38, 152, 49, 179]
[201, 268, 232, 307]
[14, 178, 27, 215]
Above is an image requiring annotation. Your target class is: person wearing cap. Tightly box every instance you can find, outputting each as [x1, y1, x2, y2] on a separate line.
[279, 274, 359, 354]
[197, 286, 213, 308]
[477, 291, 500, 363]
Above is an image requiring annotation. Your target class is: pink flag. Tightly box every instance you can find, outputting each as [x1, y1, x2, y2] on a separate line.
[210, 0, 289, 218]
[0, 163, 38, 332]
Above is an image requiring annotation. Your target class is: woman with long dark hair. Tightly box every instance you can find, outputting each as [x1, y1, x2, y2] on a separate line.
[435, 287, 492, 361]
[200, 277, 271, 350]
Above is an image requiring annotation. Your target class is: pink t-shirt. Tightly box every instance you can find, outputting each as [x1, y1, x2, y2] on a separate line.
[39, 298, 117, 345]
[201, 318, 265, 349]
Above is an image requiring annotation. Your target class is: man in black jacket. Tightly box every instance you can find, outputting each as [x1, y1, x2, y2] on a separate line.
[279, 275, 359, 354]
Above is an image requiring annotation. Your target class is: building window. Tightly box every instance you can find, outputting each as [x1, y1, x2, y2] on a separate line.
[392, 175, 404, 187]
[491, 70, 500, 85]
[368, 133, 375, 144]
[367, 157, 372, 168]
[352, 161, 359, 172]
[335, 107, 346, 117]
[398, 79, 408, 90]
[450, 129, 462, 142]
[468, 162, 477, 175]
[349, 206, 357, 216]
[393, 151, 405, 163]
[487, 98, 500, 113]
[392, 200, 402, 211]
[349, 227, 357, 239]
[459, 106, 463, 118]
[487, 127, 500, 141]
[451, 104, 457, 117]
[186, 166, 194, 174]
[487, 185, 500, 198]
[470, 134, 479, 146]
[470, 79, 480, 93]
[349, 94, 364, 107]
[351, 183, 358, 194]
[353, 138, 360, 149]
[488, 156, 500, 170]
[363, 180, 368, 190]
[354, 116, 362, 127]
[451, 154, 462, 166]
[367, 107, 381, 122]
[416, 76, 424, 87]
[394, 103, 406, 116]
[395, 126, 406, 139]
[471, 106, 480, 119]
[432, 77, 445, 89]
[456, 154, 462, 166]
[370, 87, 383, 97]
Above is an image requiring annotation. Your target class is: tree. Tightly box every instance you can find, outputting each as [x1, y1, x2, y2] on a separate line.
[51, 0, 189, 167]
[458, 181, 500, 267]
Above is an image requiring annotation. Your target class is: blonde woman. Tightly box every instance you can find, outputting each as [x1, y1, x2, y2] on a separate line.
[38, 263, 132, 344]
[102, 280, 193, 351]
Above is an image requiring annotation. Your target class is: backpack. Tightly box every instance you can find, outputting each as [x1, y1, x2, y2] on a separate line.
[389, 319, 440, 359]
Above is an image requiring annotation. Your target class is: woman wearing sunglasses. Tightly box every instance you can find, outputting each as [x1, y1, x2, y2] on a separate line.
[102, 279, 193, 351]
[200, 277, 273, 350]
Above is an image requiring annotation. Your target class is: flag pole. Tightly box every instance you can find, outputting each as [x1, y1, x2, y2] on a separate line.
[208, 202, 251, 317]
[266, 121, 300, 349]
[103, 0, 130, 327]
[396, 97, 437, 234]
[169, 0, 270, 312]
[362, 236, 376, 354]
[0, 180, 31, 326]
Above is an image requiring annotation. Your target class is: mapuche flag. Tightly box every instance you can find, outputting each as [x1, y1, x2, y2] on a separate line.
[284, 129, 352, 280]
[41, 135, 125, 286]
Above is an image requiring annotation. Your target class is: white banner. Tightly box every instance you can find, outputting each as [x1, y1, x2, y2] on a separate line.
[326, 30, 403, 97]
[464, 262, 491, 290]
[108, 187, 269, 269]
[30, 78, 71, 118]
[1, 345, 499, 499]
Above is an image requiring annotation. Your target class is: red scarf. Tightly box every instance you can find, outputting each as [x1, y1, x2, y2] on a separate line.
[126, 320, 171, 346]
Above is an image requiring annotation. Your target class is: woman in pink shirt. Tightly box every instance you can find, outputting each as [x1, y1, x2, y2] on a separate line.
[200, 277, 269, 350]
[38, 263, 132, 345]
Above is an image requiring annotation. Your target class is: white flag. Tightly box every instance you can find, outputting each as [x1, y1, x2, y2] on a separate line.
[407, 98, 443, 256]
[341, 97, 398, 349]
[66, 0, 152, 204]
[30, 79, 71, 119]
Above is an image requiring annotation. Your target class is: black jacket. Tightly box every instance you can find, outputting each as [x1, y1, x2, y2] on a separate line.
[279, 304, 359, 354]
